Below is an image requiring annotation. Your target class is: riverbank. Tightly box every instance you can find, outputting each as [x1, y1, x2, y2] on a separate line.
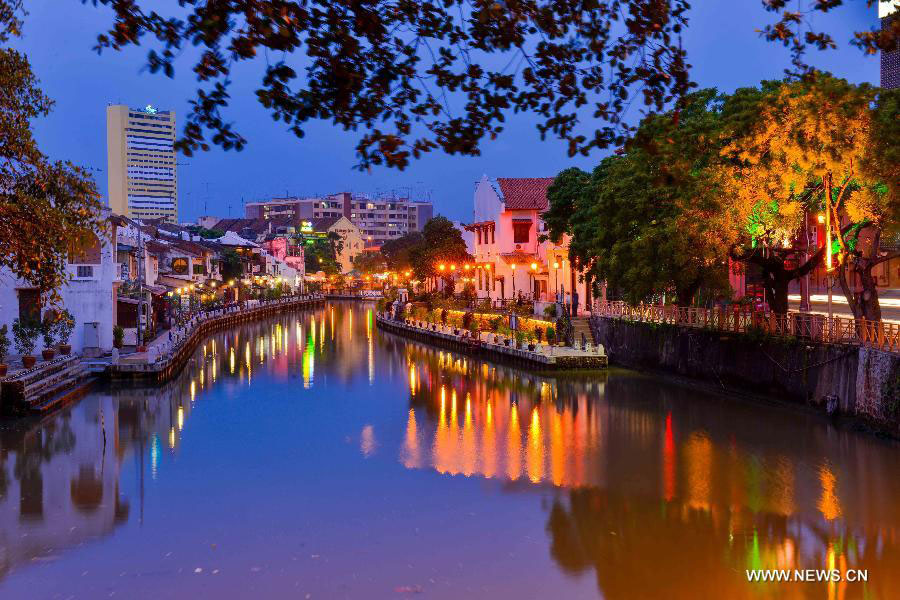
[376, 314, 607, 370]
[108, 294, 325, 383]
[590, 316, 900, 437]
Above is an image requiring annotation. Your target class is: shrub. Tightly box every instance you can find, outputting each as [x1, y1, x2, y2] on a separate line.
[462, 311, 474, 330]
[41, 311, 58, 349]
[543, 304, 557, 318]
[489, 316, 502, 332]
[54, 309, 75, 345]
[0, 324, 9, 363]
[12, 318, 39, 356]
[113, 325, 125, 348]
[535, 328, 543, 343]
[440, 309, 448, 324]
[546, 326, 556, 344]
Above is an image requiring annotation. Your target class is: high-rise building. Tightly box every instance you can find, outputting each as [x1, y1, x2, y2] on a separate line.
[106, 104, 178, 222]
[881, 2, 899, 89]
[245, 193, 433, 244]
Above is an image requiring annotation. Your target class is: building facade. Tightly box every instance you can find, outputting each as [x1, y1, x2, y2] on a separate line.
[464, 176, 591, 313]
[106, 105, 178, 222]
[245, 193, 433, 245]
[882, 3, 899, 89]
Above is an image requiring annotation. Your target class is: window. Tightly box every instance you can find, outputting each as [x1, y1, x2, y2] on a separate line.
[512, 222, 531, 244]
[76, 265, 94, 278]
[477, 229, 482, 245]
[491, 227, 496, 244]
[193, 263, 206, 275]
[17, 289, 40, 321]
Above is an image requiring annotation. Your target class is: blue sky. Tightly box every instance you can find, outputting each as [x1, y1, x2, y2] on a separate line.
[17, 1, 881, 223]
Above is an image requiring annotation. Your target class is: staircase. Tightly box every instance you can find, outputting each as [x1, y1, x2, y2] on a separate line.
[571, 317, 597, 348]
[1, 355, 94, 415]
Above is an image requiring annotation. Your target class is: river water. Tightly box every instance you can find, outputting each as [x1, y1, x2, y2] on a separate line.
[0, 302, 898, 599]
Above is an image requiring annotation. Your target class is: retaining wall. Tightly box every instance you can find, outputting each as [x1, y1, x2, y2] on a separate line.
[590, 316, 900, 436]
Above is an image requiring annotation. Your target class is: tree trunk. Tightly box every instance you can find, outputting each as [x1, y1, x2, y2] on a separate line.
[675, 278, 701, 307]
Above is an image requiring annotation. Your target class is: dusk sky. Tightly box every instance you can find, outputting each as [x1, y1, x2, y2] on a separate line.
[18, 1, 880, 223]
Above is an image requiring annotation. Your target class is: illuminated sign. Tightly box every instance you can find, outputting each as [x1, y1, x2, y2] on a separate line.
[171, 257, 189, 274]
[300, 221, 313, 233]
[144, 105, 158, 114]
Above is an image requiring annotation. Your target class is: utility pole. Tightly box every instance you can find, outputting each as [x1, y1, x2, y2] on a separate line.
[137, 222, 146, 348]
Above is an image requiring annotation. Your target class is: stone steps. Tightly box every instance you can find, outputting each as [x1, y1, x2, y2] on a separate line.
[1, 354, 93, 415]
[571, 318, 597, 346]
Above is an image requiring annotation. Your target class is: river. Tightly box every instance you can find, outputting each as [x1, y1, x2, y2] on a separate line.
[0, 302, 897, 599]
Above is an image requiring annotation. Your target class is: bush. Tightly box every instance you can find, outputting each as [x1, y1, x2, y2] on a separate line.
[489, 316, 502, 332]
[462, 311, 474, 330]
[54, 309, 75, 345]
[440, 309, 448, 324]
[0, 324, 9, 363]
[543, 304, 557, 318]
[12, 318, 39, 356]
[41, 311, 59, 349]
[546, 326, 556, 344]
[113, 325, 125, 349]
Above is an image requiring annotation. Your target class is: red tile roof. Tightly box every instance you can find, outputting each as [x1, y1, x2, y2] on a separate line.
[497, 177, 554, 211]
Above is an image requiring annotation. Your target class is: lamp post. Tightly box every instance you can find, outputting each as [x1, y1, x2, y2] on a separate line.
[530, 262, 537, 301]
[510, 263, 516, 300]
[553, 260, 560, 303]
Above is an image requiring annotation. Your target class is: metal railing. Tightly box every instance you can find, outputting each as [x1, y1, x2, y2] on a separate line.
[592, 301, 900, 353]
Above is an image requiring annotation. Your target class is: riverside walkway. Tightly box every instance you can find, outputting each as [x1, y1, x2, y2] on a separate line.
[375, 314, 607, 370]
[109, 294, 325, 382]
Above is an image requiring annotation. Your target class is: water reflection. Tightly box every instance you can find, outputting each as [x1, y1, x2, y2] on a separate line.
[394, 340, 900, 599]
[0, 302, 897, 599]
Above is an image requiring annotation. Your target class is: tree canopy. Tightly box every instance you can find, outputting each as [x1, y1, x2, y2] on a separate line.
[408, 216, 471, 285]
[80, 0, 897, 169]
[546, 73, 899, 315]
[0, 2, 105, 302]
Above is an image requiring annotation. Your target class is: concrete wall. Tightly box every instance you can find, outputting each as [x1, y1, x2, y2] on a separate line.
[590, 317, 900, 435]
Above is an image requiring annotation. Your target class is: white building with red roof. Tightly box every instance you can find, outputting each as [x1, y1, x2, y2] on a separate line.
[465, 175, 592, 313]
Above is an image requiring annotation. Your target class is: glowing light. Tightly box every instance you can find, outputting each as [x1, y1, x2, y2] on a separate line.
[530, 262, 537, 271]
[177, 405, 184, 430]
[510, 263, 516, 270]
[553, 262, 559, 269]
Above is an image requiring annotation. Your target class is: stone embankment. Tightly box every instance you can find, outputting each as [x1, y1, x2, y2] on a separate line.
[590, 316, 900, 436]
[109, 295, 325, 383]
[376, 315, 607, 370]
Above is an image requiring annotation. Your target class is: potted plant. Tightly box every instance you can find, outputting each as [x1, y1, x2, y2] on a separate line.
[440, 309, 448, 326]
[40, 312, 58, 361]
[535, 328, 543, 344]
[527, 331, 536, 352]
[53, 309, 75, 354]
[113, 325, 125, 349]
[0, 324, 9, 377]
[546, 326, 556, 346]
[13, 317, 39, 369]
[515, 330, 525, 350]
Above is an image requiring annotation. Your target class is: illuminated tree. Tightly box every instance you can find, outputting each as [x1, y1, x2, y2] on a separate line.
[718, 75, 897, 318]
[546, 90, 733, 306]
[408, 216, 471, 293]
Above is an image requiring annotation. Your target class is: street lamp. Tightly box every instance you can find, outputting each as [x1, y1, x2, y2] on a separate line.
[510, 263, 516, 299]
